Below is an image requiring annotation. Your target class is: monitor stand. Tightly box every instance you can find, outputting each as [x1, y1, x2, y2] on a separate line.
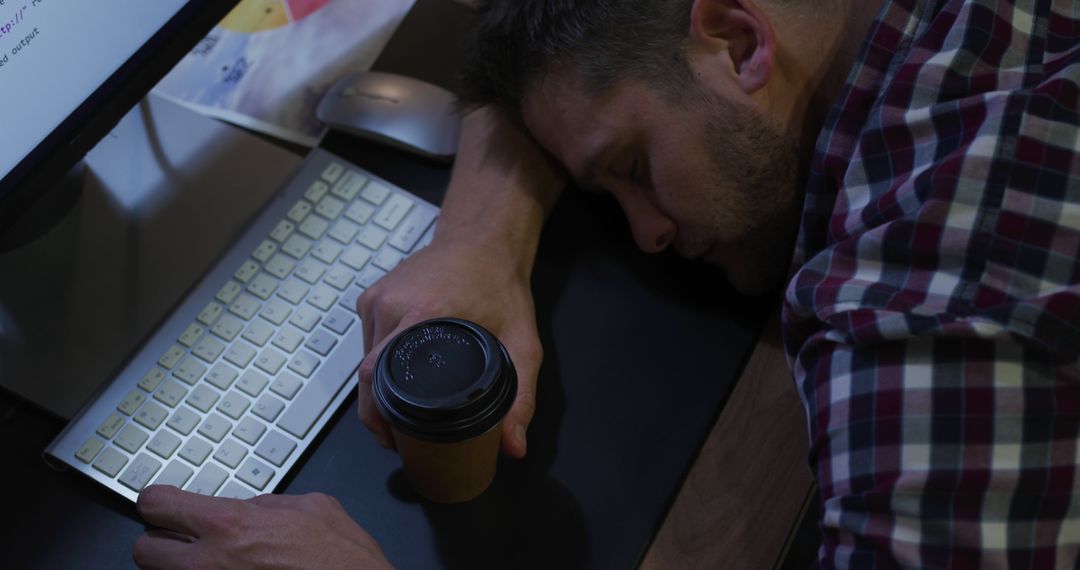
[0, 95, 302, 419]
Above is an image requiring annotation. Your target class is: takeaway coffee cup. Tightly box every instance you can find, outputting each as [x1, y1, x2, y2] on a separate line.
[373, 318, 517, 503]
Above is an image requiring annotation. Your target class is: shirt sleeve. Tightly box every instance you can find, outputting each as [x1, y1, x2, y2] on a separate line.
[796, 331, 1080, 569]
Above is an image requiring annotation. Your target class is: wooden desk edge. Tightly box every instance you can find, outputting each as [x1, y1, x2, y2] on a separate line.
[641, 311, 816, 569]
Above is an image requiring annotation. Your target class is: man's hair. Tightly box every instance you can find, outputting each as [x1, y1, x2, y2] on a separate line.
[459, 0, 696, 118]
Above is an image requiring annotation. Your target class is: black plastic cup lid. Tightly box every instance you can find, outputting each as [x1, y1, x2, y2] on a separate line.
[373, 318, 517, 443]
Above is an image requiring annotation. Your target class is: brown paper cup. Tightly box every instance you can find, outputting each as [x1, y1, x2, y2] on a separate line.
[391, 423, 502, 503]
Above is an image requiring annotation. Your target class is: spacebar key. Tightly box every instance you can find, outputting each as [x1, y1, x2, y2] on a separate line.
[276, 370, 350, 439]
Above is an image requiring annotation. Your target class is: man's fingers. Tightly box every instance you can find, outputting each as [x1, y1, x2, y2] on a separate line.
[132, 530, 198, 570]
[136, 485, 232, 538]
[358, 330, 407, 449]
[498, 329, 542, 458]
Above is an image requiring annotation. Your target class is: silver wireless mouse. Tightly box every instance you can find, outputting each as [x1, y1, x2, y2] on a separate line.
[317, 71, 461, 162]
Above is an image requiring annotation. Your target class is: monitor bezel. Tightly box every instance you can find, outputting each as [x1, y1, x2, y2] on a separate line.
[0, 0, 239, 233]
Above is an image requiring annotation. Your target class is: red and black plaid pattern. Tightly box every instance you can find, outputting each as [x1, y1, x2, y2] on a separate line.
[782, 0, 1079, 567]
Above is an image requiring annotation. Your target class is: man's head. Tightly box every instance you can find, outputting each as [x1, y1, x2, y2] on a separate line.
[461, 0, 861, 294]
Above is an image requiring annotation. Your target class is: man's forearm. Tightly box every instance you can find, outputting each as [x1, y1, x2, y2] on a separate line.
[435, 106, 566, 279]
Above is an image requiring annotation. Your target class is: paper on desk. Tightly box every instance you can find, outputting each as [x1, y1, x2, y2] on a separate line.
[152, 0, 416, 147]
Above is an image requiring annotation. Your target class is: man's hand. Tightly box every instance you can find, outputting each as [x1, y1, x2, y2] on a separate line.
[356, 233, 543, 458]
[356, 107, 563, 459]
[133, 485, 392, 570]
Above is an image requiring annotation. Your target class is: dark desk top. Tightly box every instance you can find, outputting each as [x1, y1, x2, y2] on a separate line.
[0, 1, 778, 567]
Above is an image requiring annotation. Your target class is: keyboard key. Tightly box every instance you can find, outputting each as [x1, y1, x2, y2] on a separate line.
[147, 430, 182, 459]
[295, 259, 326, 284]
[278, 278, 310, 305]
[339, 286, 362, 311]
[138, 368, 167, 392]
[237, 370, 270, 398]
[215, 281, 243, 305]
[179, 436, 213, 466]
[323, 308, 355, 335]
[305, 329, 338, 357]
[213, 439, 248, 469]
[299, 215, 330, 240]
[233, 260, 260, 284]
[281, 234, 313, 259]
[373, 249, 404, 272]
[197, 302, 224, 326]
[224, 341, 257, 368]
[119, 453, 163, 492]
[178, 324, 205, 348]
[242, 319, 275, 347]
[198, 413, 233, 443]
[311, 241, 343, 264]
[172, 356, 207, 385]
[153, 377, 189, 410]
[373, 193, 414, 231]
[330, 170, 366, 201]
[260, 298, 293, 326]
[271, 327, 304, 354]
[361, 181, 391, 205]
[289, 306, 321, 333]
[357, 226, 388, 250]
[269, 220, 295, 243]
[219, 481, 256, 500]
[229, 294, 261, 321]
[287, 351, 319, 377]
[253, 394, 286, 422]
[254, 347, 288, 375]
[185, 384, 220, 413]
[154, 380, 189, 408]
[217, 392, 251, 421]
[328, 219, 360, 244]
[389, 208, 437, 253]
[115, 424, 149, 453]
[357, 266, 387, 289]
[269, 372, 303, 401]
[344, 201, 376, 225]
[286, 199, 312, 224]
[304, 179, 330, 203]
[237, 457, 275, 491]
[323, 265, 354, 291]
[234, 417, 268, 446]
[93, 447, 129, 478]
[321, 162, 344, 184]
[154, 460, 194, 489]
[206, 363, 239, 391]
[255, 430, 297, 467]
[192, 336, 226, 363]
[340, 246, 371, 271]
[186, 463, 228, 496]
[76, 437, 105, 464]
[97, 413, 125, 439]
[252, 239, 278, 263]
[306, 284, 338, 312]
[158, 345, 185, 370]
[315, 195, 346, 221]
[264, 254, 296, 280]
[277, 358, 343, 439]
[118, 390, 146, 416]
[134, 401, 168, 430]
[246, 273, 279, 300]
[167, 406, 201, 436]
[211, 314, 245, 342]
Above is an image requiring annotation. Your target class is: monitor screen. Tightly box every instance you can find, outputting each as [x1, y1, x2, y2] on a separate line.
[0, 0, 238, 232]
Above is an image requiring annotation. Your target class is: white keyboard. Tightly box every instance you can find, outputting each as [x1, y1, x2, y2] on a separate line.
[45, 148, 439, 501]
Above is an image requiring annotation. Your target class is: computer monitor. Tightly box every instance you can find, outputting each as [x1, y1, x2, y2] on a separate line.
[0, 0, 239, 239]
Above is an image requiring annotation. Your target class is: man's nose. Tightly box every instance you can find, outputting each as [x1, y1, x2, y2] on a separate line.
[612, 187, 675, 253]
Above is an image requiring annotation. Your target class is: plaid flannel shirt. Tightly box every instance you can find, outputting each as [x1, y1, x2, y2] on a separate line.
[782, 0, 1079, 567]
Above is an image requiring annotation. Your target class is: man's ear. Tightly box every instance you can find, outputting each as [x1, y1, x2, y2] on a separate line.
[689, 0, 775, 94]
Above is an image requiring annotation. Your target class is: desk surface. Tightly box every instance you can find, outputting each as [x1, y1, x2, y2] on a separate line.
[0, 1, 814, 567]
